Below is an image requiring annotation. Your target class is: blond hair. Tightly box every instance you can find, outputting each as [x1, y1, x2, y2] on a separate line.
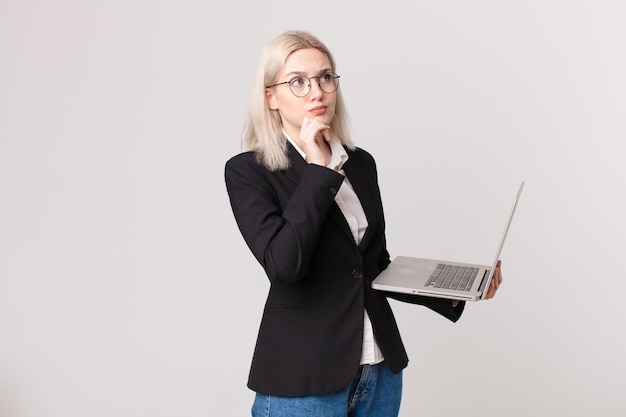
[242, 30, 353, 171]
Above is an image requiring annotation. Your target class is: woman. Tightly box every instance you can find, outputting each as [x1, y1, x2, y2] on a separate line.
[224, 30, 502, 417]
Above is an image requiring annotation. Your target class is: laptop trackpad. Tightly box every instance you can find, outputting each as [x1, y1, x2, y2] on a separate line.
[386, 263, 433, 286]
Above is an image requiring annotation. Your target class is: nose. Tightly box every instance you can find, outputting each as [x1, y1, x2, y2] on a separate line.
[308, 77, 324, 98]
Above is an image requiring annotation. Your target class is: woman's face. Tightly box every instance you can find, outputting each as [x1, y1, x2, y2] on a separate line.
[266, 48, 337, 143]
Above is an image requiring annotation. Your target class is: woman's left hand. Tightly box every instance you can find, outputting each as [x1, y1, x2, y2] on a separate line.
[483, 260, 503, 300]
[452, 260, 502, 307]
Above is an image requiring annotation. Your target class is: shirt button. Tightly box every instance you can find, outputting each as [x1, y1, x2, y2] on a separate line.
[352, 269, 363, 279]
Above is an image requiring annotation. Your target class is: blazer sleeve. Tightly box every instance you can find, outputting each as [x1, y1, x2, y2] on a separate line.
[224, 154, 345, 283]
[384, 292, 465, 322]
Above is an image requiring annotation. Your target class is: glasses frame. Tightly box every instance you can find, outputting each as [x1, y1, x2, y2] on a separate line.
[266, 72, 340, 97]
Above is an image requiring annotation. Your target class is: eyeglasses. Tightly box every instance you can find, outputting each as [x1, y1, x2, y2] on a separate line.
[266, 72, 340, 97]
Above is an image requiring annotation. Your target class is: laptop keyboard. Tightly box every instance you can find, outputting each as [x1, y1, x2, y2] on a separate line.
[426, 264, 478, 292]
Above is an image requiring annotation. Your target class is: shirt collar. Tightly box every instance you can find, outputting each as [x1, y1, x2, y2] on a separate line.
[327, 136, 349, 172]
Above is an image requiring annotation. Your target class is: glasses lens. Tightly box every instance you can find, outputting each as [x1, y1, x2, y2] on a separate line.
[319, 72, 339, 94]
[289, 76, 310, 97]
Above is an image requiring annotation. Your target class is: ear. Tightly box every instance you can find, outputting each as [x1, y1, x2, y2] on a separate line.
[265, 88, 278, 110]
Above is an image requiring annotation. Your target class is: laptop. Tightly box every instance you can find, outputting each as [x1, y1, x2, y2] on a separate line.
[371, 181, 524, 301]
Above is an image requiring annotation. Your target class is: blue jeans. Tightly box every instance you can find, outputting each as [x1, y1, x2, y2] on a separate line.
[251, 362, 402, 417]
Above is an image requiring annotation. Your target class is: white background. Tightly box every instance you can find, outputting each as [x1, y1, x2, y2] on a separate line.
[1, 1, 625, 416]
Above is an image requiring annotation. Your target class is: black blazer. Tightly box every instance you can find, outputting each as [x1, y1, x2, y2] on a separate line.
[225, 143, 464, 397]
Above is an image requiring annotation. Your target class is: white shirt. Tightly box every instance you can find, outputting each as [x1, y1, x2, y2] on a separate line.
[286, 134, 385, 365]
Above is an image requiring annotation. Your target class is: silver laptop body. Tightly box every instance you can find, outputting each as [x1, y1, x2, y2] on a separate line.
[371, 182, 524, 301]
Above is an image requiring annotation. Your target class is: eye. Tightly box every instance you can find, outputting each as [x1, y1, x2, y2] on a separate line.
[319, 72, 333, 83]
[290, 76, 307, 88]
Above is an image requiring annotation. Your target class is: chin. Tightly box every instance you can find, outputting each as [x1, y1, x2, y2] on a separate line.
[317, 113, 335, 125]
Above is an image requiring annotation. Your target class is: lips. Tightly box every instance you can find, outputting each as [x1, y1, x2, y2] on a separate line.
[308, 105, 327, 115]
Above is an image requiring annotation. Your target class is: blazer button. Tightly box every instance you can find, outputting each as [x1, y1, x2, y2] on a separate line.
[352, 269, 363, 279]
[329, 186, 338, 195]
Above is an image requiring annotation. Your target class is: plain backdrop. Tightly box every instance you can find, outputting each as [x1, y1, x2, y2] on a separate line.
[1, 1, 625, 416]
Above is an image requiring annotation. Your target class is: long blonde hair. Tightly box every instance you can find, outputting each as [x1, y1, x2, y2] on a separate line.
[242, 30, 354, 171]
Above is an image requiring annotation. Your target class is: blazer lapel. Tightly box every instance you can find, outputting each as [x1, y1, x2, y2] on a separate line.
[342, 154, 377, 251]
[284, 142, 308, 185]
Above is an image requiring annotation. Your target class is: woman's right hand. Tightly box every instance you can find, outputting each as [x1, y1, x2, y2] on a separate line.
[299, 116, 332, 166]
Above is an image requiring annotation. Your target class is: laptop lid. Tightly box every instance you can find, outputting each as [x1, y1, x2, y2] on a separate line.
[479, 181, 524, 299]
